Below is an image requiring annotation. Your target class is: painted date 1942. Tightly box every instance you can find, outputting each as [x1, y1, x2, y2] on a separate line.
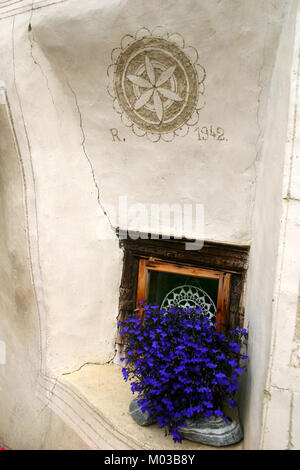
[194, 125, 227, 141]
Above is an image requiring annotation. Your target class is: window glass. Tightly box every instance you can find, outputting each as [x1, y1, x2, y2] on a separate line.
[147, 270, 218, 317]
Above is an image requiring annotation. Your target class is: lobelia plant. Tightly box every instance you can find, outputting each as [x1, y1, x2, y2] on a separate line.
[118, 303, 248, 443]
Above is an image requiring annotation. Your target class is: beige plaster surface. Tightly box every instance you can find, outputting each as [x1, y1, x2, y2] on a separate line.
[0, 0, 287, 379]
[0, 0, 299, 451]
[241, 0, 300, 450]
[62, 363, 243, 451]
[0, 88, 88, 450]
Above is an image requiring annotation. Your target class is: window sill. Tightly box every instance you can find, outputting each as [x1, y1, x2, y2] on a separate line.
[37, 363, 244, 450]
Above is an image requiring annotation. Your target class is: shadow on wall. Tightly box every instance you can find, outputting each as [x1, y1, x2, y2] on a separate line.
[0, 87, 88, 450]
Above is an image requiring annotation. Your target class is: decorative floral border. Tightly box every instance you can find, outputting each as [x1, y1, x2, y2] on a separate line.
[107, 27, 206, 142]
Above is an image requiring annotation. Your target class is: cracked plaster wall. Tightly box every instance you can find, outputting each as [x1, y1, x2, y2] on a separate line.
[0, 0, 298, 450]
[239, 0, 300, 449]
[6, 0, 286, 375]
[0, 85, 88, 449]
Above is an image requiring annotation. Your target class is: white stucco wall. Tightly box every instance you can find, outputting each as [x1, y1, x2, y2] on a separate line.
[259, 3, 300, 450]
[241, 0, 299, 449]
[0, 0, 299, 450]
[0, 85, 88, 449]
[1, 0, 286, 376]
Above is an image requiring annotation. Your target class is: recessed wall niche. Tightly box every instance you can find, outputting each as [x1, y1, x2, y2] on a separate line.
[117, 235, 249, 352]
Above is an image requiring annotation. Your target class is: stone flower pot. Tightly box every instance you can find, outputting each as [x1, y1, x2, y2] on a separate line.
[129, 398, 243, 446]
[179, 415, 243, 447]
[129, 397, 156, 426]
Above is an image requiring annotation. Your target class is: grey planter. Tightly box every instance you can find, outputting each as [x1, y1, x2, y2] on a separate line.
[129, 397, 155, 426]
[129, 398, 243, 447]
[180, 415, 243, 447]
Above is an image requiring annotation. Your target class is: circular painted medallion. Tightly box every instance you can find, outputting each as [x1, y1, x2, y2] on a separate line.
[108, 28, 206, 142]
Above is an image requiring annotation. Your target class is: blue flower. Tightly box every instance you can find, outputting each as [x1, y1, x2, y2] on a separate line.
[234, 367, 245, 375]
[227, 398, 237, 408]
[229, 359, 238, 367]
[122, 368, 129, 381]
[119, 304, 248, 443]
[185, 407, 194, 417]
[203, 401, 213, 409]
[207, 362, 217, 369]
[229, 341, 240, 353]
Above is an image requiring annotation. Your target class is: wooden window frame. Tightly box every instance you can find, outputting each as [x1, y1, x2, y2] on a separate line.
[136, 259, 231, 329]
[117, 234, 249, 348]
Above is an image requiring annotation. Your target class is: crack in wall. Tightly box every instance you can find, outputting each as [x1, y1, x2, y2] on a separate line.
[66, 79, 116, 237]
[288, 391, 295, 449]
[11, 6, 117, 382]
[0, 0, 67, 21]
[11, 14, 48, 374]
[254, 63, 264, 166]
[261, 6, 300, 449]
[61, 356, 117, 377]
[241, 34, 267, 252]
[242, 35, 266, 177]
[270, 384, 291, 393]
[266, 387, 295, 450]
[28, 23, 56, 108]
[27, 2, 115, 238]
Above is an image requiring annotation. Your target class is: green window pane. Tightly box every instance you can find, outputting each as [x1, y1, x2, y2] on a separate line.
[147, 271, 218, 318]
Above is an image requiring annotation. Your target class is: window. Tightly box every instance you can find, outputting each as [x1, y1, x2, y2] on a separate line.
[118, 234, 249, 348]
[136, 259, 231, 328]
